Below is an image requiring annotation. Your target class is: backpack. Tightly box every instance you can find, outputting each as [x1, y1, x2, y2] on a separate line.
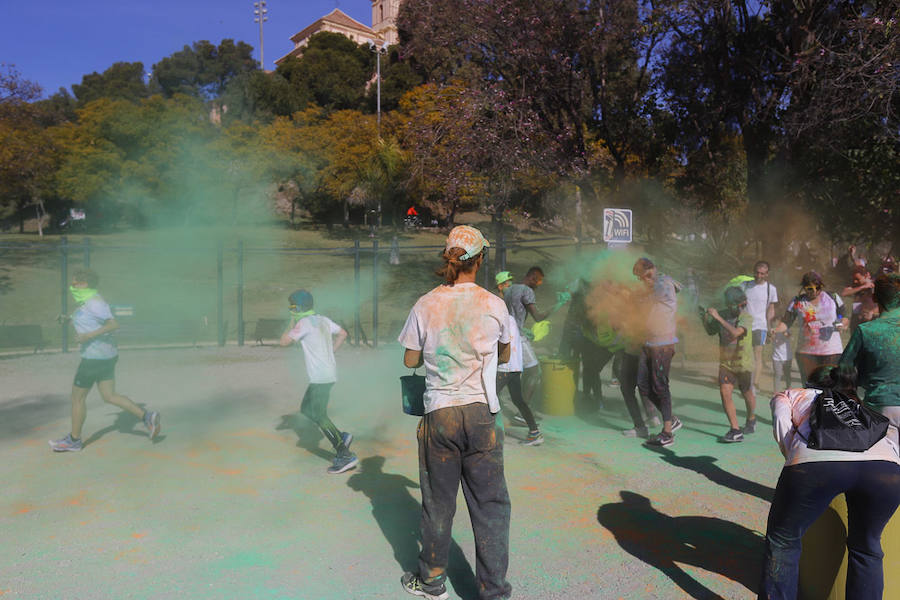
[806, 388, 890, 452]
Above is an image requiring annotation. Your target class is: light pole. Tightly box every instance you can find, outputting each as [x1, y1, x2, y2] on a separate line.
[367, 38, 389, 139]
[253, 1, 268, 69]
[367, 38, 389, 229]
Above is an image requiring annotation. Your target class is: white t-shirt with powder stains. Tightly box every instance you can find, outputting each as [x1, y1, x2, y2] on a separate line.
[398, 282, 511, 414]
[497, 313, 523, 374]
[287, 314, 343, 384]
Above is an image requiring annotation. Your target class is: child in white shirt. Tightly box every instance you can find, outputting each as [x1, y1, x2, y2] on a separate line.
[279, 289, 354, 474]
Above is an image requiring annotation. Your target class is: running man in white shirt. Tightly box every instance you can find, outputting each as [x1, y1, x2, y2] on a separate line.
[279, 289, 356, 474]
[50, 269, 160, 452]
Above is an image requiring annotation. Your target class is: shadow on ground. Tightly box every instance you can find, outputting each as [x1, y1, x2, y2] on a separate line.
[276, 413, 333, 463]
[597, 491, 764, 600]
[645, 446, 775, 502]
[83, 405, 161, 447]
[0, 394, 68, 439]
[347, 455, 478, 600]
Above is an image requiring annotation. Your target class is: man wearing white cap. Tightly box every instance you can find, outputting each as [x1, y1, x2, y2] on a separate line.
[398, 225, 513, 600]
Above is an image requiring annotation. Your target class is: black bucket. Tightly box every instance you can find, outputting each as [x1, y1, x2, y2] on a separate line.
[400, 374, 426, 416]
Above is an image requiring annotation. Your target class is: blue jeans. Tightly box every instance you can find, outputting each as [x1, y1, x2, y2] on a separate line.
[760, 460, 900, 600]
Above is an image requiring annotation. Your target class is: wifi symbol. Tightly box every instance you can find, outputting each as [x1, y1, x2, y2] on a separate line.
[603, 209, 632, 242]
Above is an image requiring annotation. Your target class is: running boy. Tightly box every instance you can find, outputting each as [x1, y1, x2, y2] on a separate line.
[50, 269, 160, 452]
[279, 289, 356, 474]
[701, 286, 757, 442]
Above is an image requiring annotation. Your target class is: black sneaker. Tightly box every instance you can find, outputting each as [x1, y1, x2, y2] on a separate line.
[401, 572, 449, 600]
[671, 417, 683, 432]
[723, 428, 744, 443]
[645, 431, 674, 447]
[340, 431, 353, 450]
[742, 418, 757, 434]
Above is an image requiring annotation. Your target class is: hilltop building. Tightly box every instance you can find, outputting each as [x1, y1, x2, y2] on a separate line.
[275, 1, 400, 66]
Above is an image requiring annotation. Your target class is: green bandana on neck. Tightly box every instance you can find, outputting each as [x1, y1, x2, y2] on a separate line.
[290, 309, 316, 325]
[70, 287, 98, 305]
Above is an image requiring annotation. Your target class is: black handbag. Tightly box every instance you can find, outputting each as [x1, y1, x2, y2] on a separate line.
[400, 371, 426, 417]
[806, 388, 890, 452]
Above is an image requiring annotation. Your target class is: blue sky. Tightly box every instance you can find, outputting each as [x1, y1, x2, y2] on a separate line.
[1, 1, 373, 97]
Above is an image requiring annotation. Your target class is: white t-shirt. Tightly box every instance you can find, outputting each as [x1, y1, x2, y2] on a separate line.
[72, 295, 118, 359]
[742, 281, 778, 331]
[772, 330, 791, 362]
[497, 313, 523, 373]
[398, 282, 510, 414]
[287, 314, 343, 384]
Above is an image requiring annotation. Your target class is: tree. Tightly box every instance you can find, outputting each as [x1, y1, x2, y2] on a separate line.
[398, 0, 665, 188]
[151, 39, 257, 99]
[72, 62, 149, 106]
[0, 65, 60, 234]
[52, 95, 224, 227]
[275, 32, 374, 112]
[365, 46, 423, 114]
[770, 1, 900, 246]
[396, 82, 554, 224]
[259, 108, 380, 224]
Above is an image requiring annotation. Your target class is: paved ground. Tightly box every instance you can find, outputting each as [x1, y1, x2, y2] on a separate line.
[1, 345, 782, 599]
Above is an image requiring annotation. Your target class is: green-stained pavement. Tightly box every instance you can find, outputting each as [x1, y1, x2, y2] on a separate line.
[1, 345, 782, 599]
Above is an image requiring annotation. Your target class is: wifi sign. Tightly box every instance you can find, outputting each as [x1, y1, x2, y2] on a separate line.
[603, 208, 633, 243]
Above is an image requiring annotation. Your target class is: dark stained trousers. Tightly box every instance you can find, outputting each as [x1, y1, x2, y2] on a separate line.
[637, 344, 675, 422]
[417, 403, 512, 600]
[581, 341, 615, 409]
[300, 383, 347, 456]
[618, 351, 658, 429]
[760, 460, 900, 600]
[496, 371, 538, 431]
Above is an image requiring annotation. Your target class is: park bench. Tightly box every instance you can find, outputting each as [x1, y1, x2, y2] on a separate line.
[253, 318, 288, 345]
[0, 324, 46, 353]
[111, 305, 210, 347]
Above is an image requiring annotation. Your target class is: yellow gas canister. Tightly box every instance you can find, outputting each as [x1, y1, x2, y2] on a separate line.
[539, 357, 575, 416]
[798, 493, 899, 599]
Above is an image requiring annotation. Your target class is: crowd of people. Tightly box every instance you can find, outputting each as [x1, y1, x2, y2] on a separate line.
[47, 229, 900, 600]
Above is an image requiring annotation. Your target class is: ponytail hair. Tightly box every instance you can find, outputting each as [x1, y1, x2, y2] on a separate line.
[436, 247, 483, 284]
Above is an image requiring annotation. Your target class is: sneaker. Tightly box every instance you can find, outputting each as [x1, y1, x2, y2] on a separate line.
[49, 434, 83, 452]
[647, 416, 662, 428]
[520, 431, 544, 446]
[511, 414, 528, 426]
[401, 572, 449, 600]
[327, 452, 359, 475]
[671, 417, 683, 432]
[341, 431, 353, 450]
[645, 431, 674, 447]
[144, 411, 161, 440]
[723, 428, 744, 443]
[622, 426, 649, 438]
[742, 418, 757, 434]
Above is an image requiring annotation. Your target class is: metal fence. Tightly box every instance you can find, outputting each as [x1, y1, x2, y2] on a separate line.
[0, 234, 598, 354]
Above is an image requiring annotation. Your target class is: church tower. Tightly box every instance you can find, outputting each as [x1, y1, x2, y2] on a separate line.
[371, 0, 400, 45]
